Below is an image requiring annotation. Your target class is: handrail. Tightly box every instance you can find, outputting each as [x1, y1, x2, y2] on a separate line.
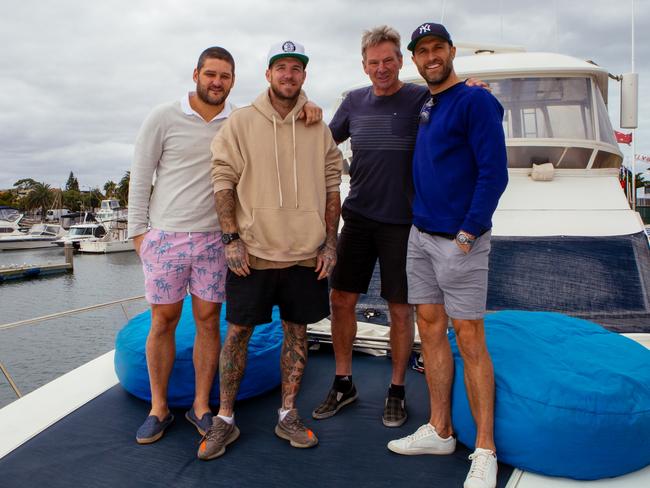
[0, 361, 22, 398]
[0, 295, 146, 331]
[0, 295, 147, 399]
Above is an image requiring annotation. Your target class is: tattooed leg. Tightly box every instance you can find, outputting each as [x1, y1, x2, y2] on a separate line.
[218, 323, 253, 416]
[281, 320, 309, 410]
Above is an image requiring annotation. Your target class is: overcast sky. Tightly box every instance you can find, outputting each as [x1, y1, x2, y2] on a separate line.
[0, 0, 648, 190]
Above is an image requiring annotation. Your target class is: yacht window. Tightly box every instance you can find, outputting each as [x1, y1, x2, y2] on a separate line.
[492, 77, 594, 140]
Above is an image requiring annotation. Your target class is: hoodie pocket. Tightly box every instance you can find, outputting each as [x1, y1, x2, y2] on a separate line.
[245, 208, 326, 256]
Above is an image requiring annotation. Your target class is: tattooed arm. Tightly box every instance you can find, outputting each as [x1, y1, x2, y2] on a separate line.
[315, 191, 341, 280]
[215, 189, 250, 277]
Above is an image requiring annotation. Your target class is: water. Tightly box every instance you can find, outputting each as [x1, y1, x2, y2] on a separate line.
[0, 247, 149, 408]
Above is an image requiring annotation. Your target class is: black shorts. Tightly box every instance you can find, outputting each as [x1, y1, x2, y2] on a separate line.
[330, 207, 410, 304]
[225, 265, 330, 326]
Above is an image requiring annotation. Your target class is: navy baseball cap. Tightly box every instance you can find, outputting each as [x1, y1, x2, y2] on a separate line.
[407, 22, 453, 52]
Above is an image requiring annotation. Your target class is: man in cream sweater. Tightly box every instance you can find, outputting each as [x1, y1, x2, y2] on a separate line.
[198, 40, 342, 461]
[128, 47, 237, 445]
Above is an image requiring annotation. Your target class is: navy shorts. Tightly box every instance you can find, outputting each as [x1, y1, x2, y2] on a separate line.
[330, 207, 410, 304]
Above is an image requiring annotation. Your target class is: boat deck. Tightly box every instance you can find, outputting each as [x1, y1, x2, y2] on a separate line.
[0, 348, 513, 487]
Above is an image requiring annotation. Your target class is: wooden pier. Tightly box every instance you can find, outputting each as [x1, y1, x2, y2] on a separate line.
[0, 244, 74, 282]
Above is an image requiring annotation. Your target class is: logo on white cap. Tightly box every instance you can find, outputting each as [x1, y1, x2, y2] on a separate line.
[282, 41, 296, 53]
[419, 24, 431, 34]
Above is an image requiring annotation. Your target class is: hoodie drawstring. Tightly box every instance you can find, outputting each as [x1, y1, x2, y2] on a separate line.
[292, 115, 298, 209]
[272, 114, 299, 209]
[272, 115, 284, 208]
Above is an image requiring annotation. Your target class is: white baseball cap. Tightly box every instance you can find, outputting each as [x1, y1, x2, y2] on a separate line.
[267, 40, 309, 67]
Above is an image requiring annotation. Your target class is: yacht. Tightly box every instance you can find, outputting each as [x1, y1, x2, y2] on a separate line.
[0, 207, 26, 238]
[78, 220, 133, 254]
[53, 222, 107, 249]
[95, 199, 127, 224]
[0, 224, 66, 251]
[0, 46, 648, 488]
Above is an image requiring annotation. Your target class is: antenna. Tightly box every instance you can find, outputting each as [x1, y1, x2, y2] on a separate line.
[631, 0, 637, 210]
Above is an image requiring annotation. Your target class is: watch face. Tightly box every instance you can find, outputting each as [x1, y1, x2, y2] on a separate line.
[221, 233, 239, 245]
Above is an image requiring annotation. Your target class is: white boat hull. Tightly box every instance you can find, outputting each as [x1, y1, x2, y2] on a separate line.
[0, 238, 59, 251]
[78, 239, 133, 253]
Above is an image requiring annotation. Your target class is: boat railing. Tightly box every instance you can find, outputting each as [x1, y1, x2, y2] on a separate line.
[0, 295, 146, 402]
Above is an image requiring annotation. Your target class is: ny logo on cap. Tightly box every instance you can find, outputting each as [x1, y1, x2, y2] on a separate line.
[419, 24, 431, 34]
[282, 41, 296, 53]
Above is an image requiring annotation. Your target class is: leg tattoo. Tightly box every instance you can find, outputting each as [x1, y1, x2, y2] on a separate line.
[281, 321, 308, 410]
[219, 324, 253, 415]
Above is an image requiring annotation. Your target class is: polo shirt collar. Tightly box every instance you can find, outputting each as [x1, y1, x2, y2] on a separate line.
[181, 92, 233, 122]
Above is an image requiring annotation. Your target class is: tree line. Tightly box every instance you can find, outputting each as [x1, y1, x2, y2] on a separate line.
[0, 171, 131, 218]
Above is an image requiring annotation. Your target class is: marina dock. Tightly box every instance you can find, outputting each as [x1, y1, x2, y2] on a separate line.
[0, 244, 74, 282]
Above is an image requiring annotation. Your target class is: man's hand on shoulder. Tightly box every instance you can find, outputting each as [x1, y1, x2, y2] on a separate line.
[465, 78, 491, 92]
[298, 101, 323, 126]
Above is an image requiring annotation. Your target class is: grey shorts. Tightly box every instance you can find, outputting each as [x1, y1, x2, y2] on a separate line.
[406, 226, 491, 320]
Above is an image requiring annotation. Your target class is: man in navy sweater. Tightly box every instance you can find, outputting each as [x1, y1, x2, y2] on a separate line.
[386, 23, 508, 488]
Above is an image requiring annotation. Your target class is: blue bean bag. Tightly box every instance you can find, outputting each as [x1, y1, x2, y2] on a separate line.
[449, 311, 650, 480]
[114, 296, 283, 407]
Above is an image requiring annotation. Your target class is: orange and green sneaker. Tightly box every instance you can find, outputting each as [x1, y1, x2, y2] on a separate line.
[274, 408, 318, 448]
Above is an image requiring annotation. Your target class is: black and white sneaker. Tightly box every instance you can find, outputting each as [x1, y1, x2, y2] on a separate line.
[312, 383, 358, 419]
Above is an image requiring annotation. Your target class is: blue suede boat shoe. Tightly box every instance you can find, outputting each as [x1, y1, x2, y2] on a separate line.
[185, 408, 213, 436]
[136, 413, 174, 444]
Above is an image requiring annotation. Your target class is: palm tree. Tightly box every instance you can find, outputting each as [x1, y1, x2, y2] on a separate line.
[23, 182, 54, 220]
[103, 180, 117, 199]
[117, 171, 130, 206]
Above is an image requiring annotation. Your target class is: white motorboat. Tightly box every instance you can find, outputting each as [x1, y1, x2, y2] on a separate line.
[0, 224, 66, 251]
[95, 199, 127, 224]
[78, 221, 133, 254]
[0, 207, 27, 238]
[53, 222, 107, 249]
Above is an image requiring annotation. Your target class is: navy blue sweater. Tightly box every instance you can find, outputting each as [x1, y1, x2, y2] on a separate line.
[412, 82, 508, 236]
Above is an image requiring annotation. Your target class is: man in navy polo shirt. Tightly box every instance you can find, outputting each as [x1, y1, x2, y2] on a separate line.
[386, 23, 508, 488]
[312, 25, 488, 429]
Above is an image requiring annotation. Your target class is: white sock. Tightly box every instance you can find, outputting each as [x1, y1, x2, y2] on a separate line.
[279, 408, 291, 421]
[218, 414, 234, 425]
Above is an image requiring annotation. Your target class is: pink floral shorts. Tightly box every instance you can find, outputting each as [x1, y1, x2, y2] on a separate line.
[140, 229, 226, 304]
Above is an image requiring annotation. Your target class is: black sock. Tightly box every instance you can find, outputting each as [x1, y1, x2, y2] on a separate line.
[333, 375, 353, 392]
[388, 383, 405, 399]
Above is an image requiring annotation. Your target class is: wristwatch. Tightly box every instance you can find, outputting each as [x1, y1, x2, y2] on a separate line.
[221, 232, 240, 245]
[456, 231, 476, 247]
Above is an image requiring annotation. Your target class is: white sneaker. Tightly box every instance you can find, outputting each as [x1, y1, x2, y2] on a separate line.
[386, 423, 456, 455]
[464, 448, 498, 488]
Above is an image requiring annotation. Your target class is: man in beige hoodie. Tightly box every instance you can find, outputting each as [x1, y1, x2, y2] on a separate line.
[198, 41, 343, 461]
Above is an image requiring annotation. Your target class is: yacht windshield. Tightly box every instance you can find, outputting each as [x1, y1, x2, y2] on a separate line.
[70, 227, 94, 236]
[491, 77, 595, 140]
[489, 77, 620, 169]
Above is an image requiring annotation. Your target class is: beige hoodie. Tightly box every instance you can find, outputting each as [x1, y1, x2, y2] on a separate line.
[211, 90, 343, 263]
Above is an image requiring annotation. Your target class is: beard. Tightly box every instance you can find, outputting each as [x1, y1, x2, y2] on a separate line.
[196, 83, 229, 106]
[270, 82, 301, 102]
[418, 57, 454, 88]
